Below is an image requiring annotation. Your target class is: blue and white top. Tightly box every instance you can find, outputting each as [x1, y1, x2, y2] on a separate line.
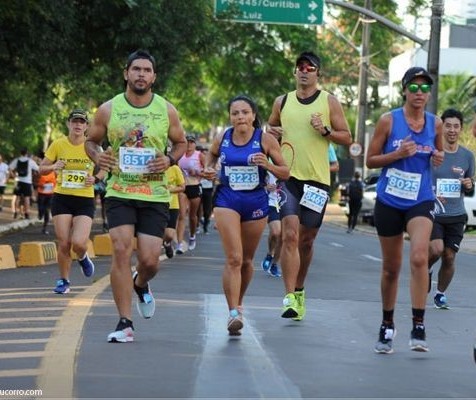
[218, 127, 267, 191]
[376, 108, 436, 209]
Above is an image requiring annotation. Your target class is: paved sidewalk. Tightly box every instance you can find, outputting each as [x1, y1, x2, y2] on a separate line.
[325, 203, 476, 254]
[0, 194, 40, 234]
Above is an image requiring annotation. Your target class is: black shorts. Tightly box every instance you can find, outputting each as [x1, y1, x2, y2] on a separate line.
[184, 184, 202, 200]
[167, 208, 179, 229]
[51, 193, 96, 218]
[268, 205, 280, 223]
[431, 214, 467, 252]
[105, 197, 169, 238]
[374, 199, 435, 237]
[13, 182, 33, 197]
[279, 177, 329, 229]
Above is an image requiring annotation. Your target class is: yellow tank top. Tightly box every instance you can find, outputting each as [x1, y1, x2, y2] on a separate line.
[45, 137, 95, 198]
[281, 90, 331, 185]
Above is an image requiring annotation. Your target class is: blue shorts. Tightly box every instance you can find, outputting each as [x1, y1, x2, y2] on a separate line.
[213, 185, 268, 222]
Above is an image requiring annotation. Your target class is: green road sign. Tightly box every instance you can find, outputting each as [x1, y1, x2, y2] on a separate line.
[215, 0, 324, 26]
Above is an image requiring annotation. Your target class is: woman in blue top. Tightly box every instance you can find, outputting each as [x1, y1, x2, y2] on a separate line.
[366, 67, 444, 354]
[203, 95, 289, 336]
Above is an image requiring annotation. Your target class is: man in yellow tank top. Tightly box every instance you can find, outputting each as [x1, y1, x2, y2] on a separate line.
[85, 50, 187, 343]
[268, 51, 352, 321]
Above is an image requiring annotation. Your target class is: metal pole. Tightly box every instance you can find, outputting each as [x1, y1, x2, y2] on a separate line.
[325, 0, 425, 45]
[427, 0, 444, 114]
[354, 0, 371, 172]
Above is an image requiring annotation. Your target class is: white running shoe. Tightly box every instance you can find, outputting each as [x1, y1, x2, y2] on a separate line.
[107, 327, 134, 343]
[133, 272, 156, 319]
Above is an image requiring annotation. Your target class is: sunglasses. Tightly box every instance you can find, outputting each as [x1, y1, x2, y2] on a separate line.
[296, 64, 317, 73]
[407, 83, 431, 93]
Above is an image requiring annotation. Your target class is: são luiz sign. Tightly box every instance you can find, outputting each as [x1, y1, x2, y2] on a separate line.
[215, 0, 324, 25]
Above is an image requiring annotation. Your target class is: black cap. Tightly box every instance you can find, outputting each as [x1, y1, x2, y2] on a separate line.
[296, 51, 321, 68]
[401, 67, 433, 89]
[68, 109, 88, 122]
[186, 135, 196, 143]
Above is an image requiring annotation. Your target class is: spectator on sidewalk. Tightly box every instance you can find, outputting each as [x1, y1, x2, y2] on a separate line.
[346, 171, 364, 233]
[9, 148, 39, 219]
[36, 152, 57, 235]
[0, 155, 9, 211]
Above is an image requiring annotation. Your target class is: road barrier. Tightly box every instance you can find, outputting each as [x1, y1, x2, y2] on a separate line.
[17, 242, 58, 267]
[0, 245, 16, 269]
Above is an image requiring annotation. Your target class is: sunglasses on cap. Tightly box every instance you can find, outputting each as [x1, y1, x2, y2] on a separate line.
[407, 83, 431, 93]
[296, 64, 317, 73]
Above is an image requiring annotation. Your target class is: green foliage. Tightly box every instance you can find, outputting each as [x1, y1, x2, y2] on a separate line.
[1, 0, 473, 165]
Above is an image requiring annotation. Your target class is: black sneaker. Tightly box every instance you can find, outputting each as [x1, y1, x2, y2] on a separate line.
[409, 324, 429, 352]
[164, 242, 174, 259]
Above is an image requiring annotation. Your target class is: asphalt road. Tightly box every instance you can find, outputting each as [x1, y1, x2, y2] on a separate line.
[1, 210, 476, 399]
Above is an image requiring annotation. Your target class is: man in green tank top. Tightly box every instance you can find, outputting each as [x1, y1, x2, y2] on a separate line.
[268, 51, 352, 321]
[85, 50, 186, 343]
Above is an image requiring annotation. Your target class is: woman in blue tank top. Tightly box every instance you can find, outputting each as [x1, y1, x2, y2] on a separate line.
[366, 67, 444, 354]
[202, 95, 289, 336]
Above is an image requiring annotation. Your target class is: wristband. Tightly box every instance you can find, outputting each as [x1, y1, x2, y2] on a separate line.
[322, 126, 332, 137]
[167, 154, 176, 166]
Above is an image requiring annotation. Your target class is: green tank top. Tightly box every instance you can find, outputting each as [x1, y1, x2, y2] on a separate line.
[281, 90, 331, 185]
[105, 93, 170, 202]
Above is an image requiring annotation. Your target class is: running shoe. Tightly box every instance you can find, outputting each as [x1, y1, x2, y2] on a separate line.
[133, 272, 155, 319]
[261, 254, 273, 272]
[107, 318, 134, 343]
[374, 324, 396, 354]
[175, 243, 185, 255]
[53, 278, 70, 294]
[268, 263, 282, 278]
[434, 293, 449, 309]
[227, 308, 243, 336]
[292, 290, 306, 321]
[409, 324, 429, 352]
[281, 293, 298, 319]
[188, 236, 196, 251]
[164, 242, 174, 259]
[78, 253, 95, 277]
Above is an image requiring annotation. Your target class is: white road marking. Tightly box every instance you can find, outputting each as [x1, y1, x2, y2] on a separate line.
[362, 254, 381, 262]
[194, 294, 301, 399]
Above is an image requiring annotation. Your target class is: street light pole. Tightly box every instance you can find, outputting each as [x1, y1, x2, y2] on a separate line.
[354, 0, 371, 172]
[427, 0, 444, 114]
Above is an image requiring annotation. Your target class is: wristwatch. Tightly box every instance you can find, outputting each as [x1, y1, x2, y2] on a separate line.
[322, 126, 332, 137]
[167, 154, 176, 166]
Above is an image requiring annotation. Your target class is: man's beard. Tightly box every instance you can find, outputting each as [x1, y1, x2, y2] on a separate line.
[129, 81, 152, 95]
